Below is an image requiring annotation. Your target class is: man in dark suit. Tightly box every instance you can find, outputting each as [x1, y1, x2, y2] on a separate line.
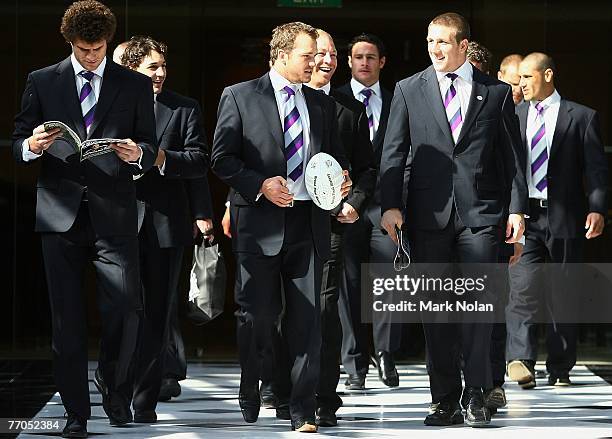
[12, 1, 157, 437]
[211, 22, 351, 433]
[305, 29, 376, 427]
[380, 12, 527, 427]
[336, 33, 401, 391]
[118, 36, 213, 421]
[505, 52, 608, 389]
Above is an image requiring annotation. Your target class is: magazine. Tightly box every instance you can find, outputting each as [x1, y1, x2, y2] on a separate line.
[43, 121, 126, 161]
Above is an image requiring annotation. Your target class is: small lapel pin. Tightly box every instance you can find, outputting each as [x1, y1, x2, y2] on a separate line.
[476, 95, 483, 101]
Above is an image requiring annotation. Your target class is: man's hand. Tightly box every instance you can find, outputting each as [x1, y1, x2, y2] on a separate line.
[27, 125, 61, 154]
[336, 202, 359, 224]
[222, 206, 231, 238]
[261, 176, 293, 207]
[340, 170, 352, 199]
[195, 218, 214, 243]
[381, 208, 403, 244]
[154, 148, 166, 167]
[585, 212, 605, 239]
[111, 138, 142, 163]
[505, 213, 525, 244]
[508, 242, 524, 267]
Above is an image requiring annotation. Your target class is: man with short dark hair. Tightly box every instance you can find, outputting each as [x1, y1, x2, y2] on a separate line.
[211, 22, 351, 433]
[505, 52, 608, 390]
[336, 32, 401, 391]
[12, 1, 157, 436]
[380, 11, 527, 427]
[118, 35, 213, 421]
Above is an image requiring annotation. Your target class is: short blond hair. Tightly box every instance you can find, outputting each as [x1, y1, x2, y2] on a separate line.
[269, 22, 318, 63]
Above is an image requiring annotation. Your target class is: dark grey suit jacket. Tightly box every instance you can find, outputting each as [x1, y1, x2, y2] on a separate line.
[12, 57, 157, 237]
[380, 64, 528, 230]
[516, 99, 608, 238]
[211, 72, 348, 259]
[136, 88, 213, 248]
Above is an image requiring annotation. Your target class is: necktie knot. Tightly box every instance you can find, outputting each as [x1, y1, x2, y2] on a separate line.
[446, 73, 458, 82]
[535, 102, 546, 116]
[361, 88, 373, 98]
[80, 70, 95, 82]
[283, 85, 297, 99]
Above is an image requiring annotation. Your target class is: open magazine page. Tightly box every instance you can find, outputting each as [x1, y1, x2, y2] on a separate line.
[80, 139, 124, 161]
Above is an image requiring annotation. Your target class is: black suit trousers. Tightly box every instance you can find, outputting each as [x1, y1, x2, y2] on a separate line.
[505, 205, 581, 375]
[411, 209, 501, 404]
[42, 203, 141, 420]
[316, 223, 345, 412]
[234, 203, 322, 422]
[132, 211, 184, 411]
[339, 204, 402, 376]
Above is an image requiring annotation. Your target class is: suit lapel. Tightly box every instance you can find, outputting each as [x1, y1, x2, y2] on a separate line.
[88, 60, 120, 138]
[304, 87, 322, 158]
[373, 88, 392, 148]
[550, 100, 572, 160]
[57, 57, 87, 142]
[255, 73, 284, 152]
[154, 92, 173, 143]
[456, 76, 488, 147]
[517, 102, 528, 152]
[421, 67, 453, 146]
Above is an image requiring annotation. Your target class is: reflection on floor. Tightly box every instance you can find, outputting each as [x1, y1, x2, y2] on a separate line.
[19, 362, 612, 438]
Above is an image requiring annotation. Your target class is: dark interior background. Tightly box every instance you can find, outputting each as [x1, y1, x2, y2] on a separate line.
[2, 0, 611, 360]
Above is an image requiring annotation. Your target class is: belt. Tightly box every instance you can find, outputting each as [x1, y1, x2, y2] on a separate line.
[289, 200, 311, 208]
[529, 198, 548, 209]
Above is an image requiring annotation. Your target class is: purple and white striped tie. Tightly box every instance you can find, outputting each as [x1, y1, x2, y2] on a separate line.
[529, 102, 548, 194]
[360, 88, 375, 141]
[444, 73, 462, 143]
[79, 70, 96, 133]
[283, 85, 304, 182]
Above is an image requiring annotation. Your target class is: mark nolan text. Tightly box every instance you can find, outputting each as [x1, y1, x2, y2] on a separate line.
[373, 300, 493, 312]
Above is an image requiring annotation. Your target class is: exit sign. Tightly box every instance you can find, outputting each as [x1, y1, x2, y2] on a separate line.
[277, 0, 342, 8]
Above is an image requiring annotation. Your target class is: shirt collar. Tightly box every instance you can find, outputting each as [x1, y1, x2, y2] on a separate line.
[305, 82, 331, 95]
[351, 77, 381, 98]
[530, 89, 561, 110]
[435, 59, 473, 84]
[70, 53, 107, 79]
[269, 67, 303, 94]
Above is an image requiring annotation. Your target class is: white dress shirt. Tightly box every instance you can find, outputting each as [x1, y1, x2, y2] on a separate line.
[526, 89, 561, 200]
[435, 60, 473, 141]
[350, 78, 382, 139]
[269, 67, 311, 201]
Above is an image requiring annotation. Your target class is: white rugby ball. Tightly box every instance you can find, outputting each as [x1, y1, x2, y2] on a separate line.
[305, 152, 344, 210]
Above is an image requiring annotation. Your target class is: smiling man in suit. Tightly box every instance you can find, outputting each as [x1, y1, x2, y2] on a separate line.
[336, 33, 402, 391]
[12, 1, 157, 437]
[211, 22, 351, 432]
[505, 52, 608, 390]
[380, 12, 528, 427]
[305, 29, 376, 426]
[119, 35, 213, 422]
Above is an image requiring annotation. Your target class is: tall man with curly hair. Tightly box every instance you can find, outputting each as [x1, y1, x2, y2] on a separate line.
[12, 1, 157, 437]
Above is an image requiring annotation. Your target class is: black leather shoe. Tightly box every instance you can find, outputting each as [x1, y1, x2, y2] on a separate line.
[238, 379, 260, 423]
[260, 383, 279, 408]
[158, 377, 181, 402]
[62, 413, 87, 438]
[424, 401, 463, 426]
[316, 406, 337, 427]
[275, 402, 291, 420]
[291, 419, 318, 433]
[548, 374, 571, 386]
[93, 368, 132, 426]
[484, 386, 507, 413]
[371, 351, 399, 387]
[344, 373, 365, 390]
[461, 387, 491, 427]
[134, 410, 157, 423]
[507, 359, 536, 389]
